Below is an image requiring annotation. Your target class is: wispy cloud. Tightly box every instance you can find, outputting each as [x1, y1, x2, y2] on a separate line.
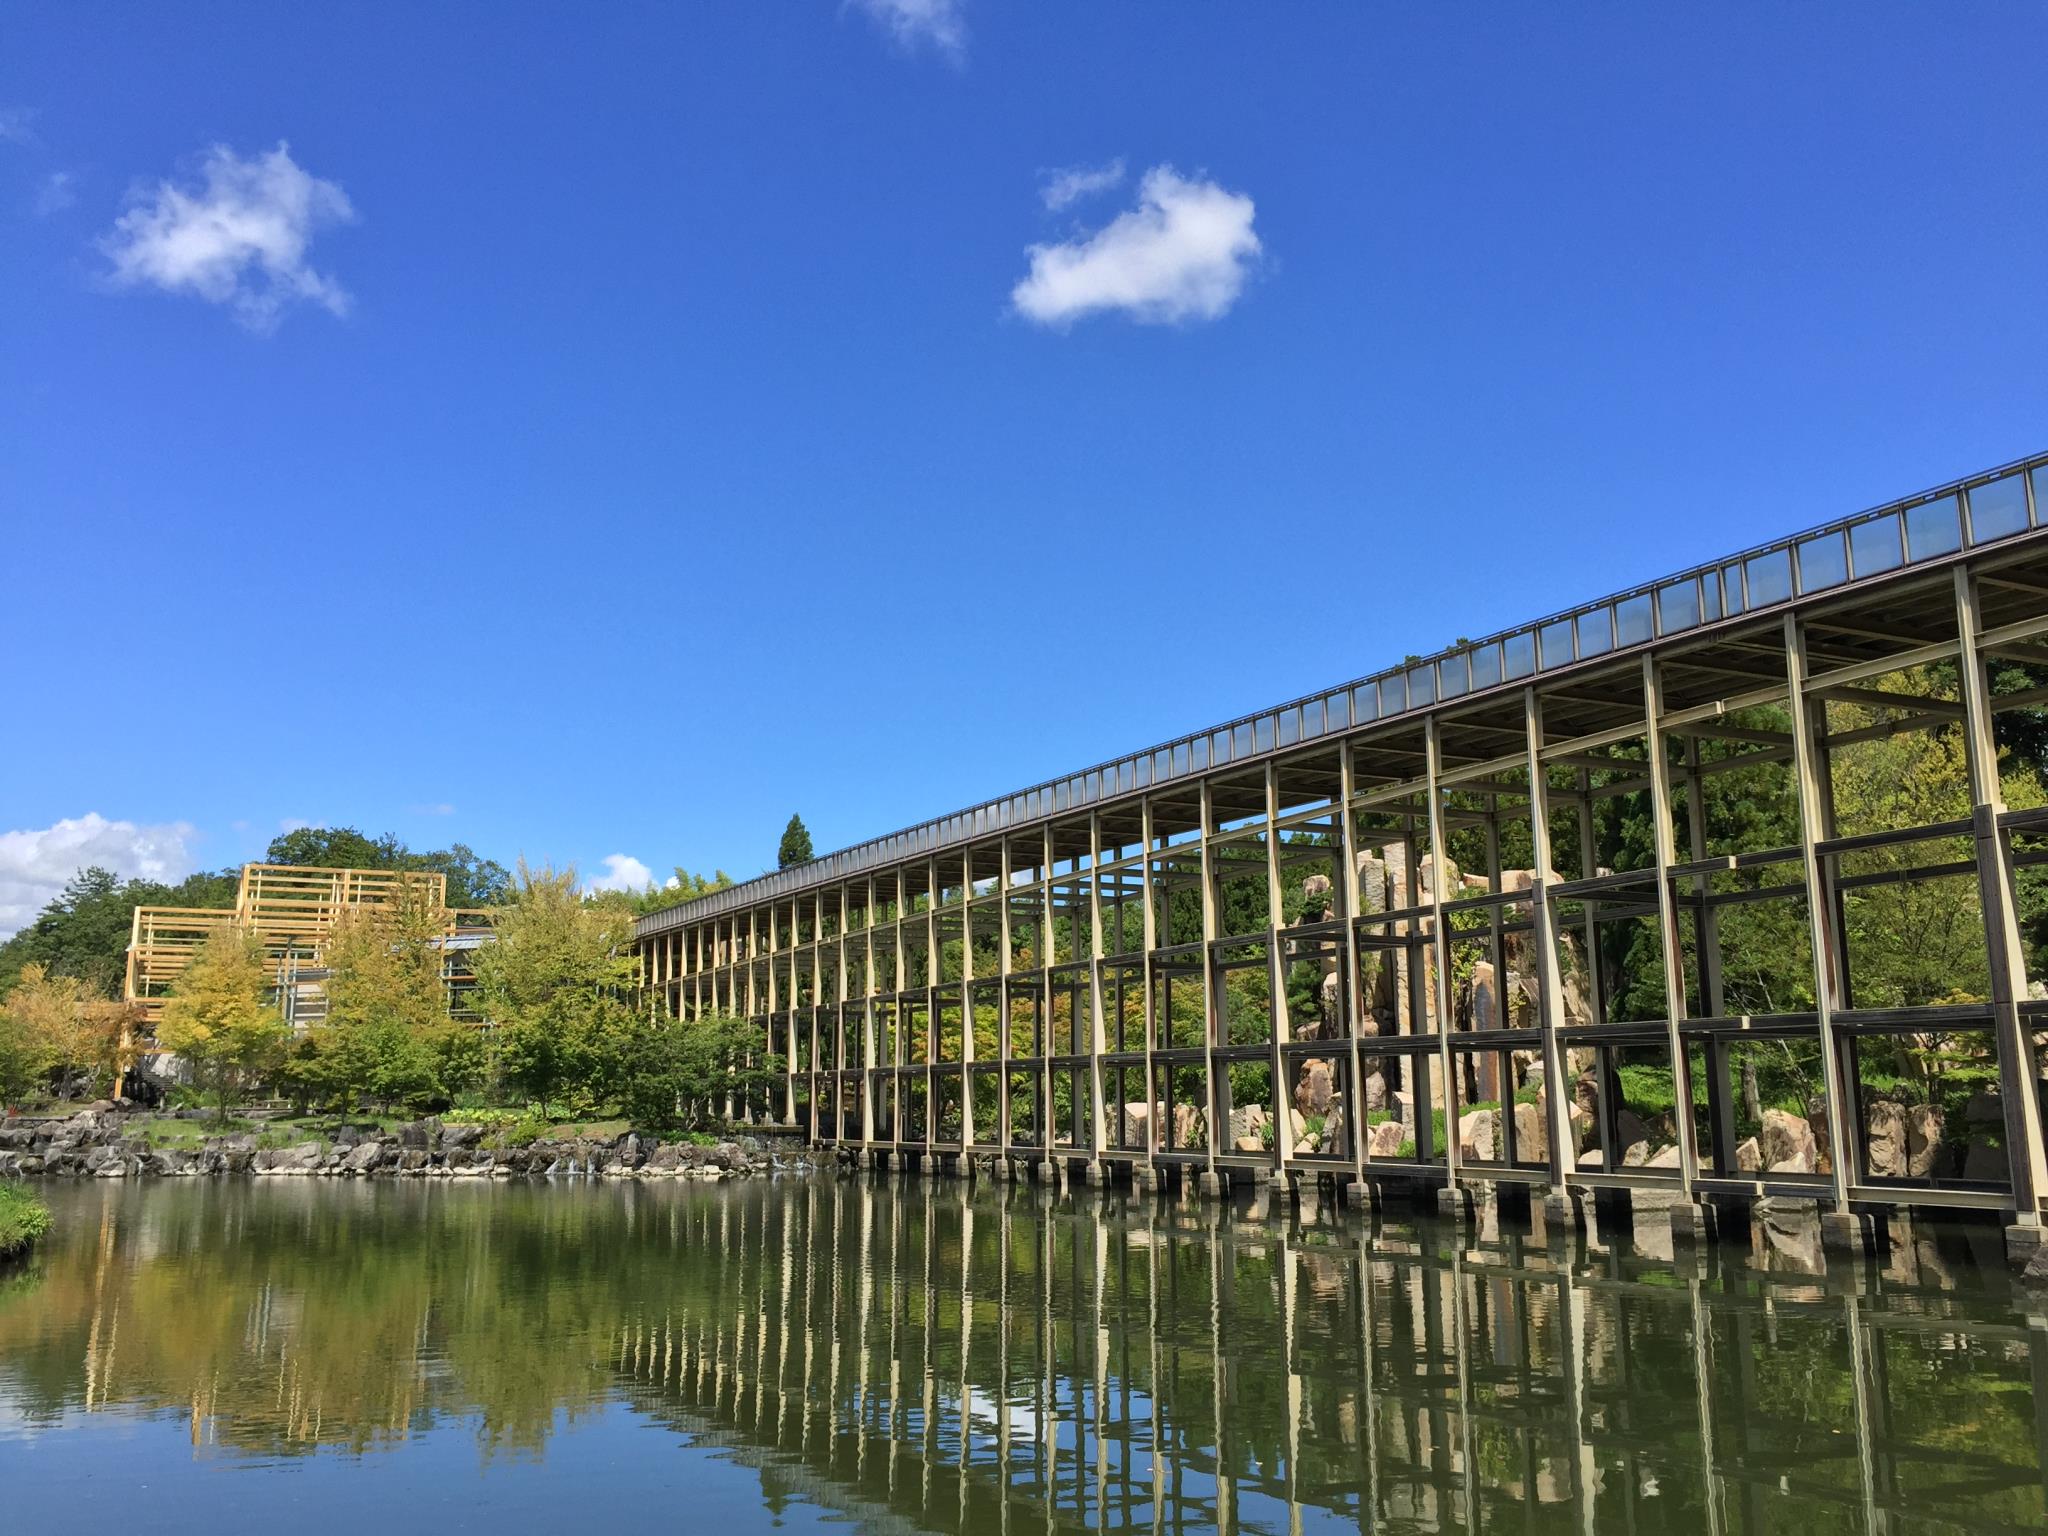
[1040, 159, 1125, 212]
[408, 802, 456, 817]
[586, 853, 655, 893]
[100, 141, 355, 332]
[1011, 165, 1261, 328]
[0, 813, 197, 938]
[278, 817, 319, 834]
[850, 0, 966, 61]
[34, 170, 75, 216]
[0, 106, 35, 145]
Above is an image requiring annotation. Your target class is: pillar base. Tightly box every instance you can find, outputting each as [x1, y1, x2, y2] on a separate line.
[1436, 1184, 1475, 1224]
[1343, 1179, 1376, 1212]
[949, 1153, 971, 1179]
[1196, 1170, 1224, 1199]
[1541, 1188, 1586, 1239]
[1082, 1161, 1106, 1188]
[1821, 1210, 1878, 1258]
[2007, 1222, 2044, 1267]
[1668, 1201, 1718, 1243]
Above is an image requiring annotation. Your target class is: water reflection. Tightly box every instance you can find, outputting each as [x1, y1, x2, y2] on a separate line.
[1, 1178, 2045, 1532]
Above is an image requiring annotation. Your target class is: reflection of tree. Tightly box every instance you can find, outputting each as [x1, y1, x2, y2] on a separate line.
[1, 1183, 2043, 1532]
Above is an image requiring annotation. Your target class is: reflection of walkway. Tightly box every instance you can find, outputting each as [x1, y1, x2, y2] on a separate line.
[607, 1180, 2048, 1534]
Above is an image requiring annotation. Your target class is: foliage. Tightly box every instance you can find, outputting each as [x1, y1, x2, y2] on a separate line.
[287, 875, 479, 1114]
[632, 867, 737, 916]
[156, 931, 290, 1123]
[264, 827, 511, 908]
[0, 1183, 51, 1259]
[470, 862, 640, 1117]
[619, 1012, 782, 1132]
[778, 814, 814, 870]
[0, 865, 238, 1003]
[0, 963, 138, 1105]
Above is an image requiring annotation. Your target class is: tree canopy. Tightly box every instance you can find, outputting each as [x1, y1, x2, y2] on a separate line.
[264, 827, 512, 908]
[778, 814, 814, 870]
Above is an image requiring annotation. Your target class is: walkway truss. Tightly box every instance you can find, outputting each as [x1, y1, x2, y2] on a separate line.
[635, 450, 2048, 1239]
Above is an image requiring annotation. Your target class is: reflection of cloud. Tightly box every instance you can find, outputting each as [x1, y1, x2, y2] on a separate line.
[0, 812, 197, 938]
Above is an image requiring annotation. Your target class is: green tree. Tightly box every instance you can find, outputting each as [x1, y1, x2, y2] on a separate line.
[632, 867, 737, 916]
[301, 875, 473, 1112]
[264, 826, 512, 908]
[471, 863, 639, 1116]
[778, 814, 814, 870]
[0, 865, 239, 1003]
[620, 1012, 782, 1132]
[156, 931, 290, 1122]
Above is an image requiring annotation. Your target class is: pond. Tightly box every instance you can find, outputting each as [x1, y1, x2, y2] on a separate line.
[0, 1177, 2043, 1532]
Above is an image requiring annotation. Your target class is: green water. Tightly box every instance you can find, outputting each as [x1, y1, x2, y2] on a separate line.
[0, 1177, 2043, 1533]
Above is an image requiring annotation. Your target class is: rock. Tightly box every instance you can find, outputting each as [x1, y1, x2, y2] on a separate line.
[1171, 1102, 1205, 1151]
[1121, 1101, 1163, 1148]
[1906, 1104, 1943, 1178]
[398, 1121, 433, 1150]
[255, 1141, 324, 1175]
[1317, 1101, 1348, 1157]
[1362, 1071, 1387, 1112]
[1760, 1108, 1815, 1174]
[1228, 1103, 1268, 1154]
[343, 1140, 386, 1174]
[1458, 1108, 1499, 1162]
[442, 1123, 485, 1151]
[1735, 1136, 1761, 1173]
[1514, 1101, 1547, 1164]
[1293, 1059, 1335, 1117]
[1367, 1119, 1405, 1158]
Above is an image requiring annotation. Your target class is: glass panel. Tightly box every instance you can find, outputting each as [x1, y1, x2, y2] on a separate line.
[1796, 532, 1847, 593]
[1970, 473, 2029, 542]
[1503, 630, 1536, 680]
[1214, 729, 1233, 764]
[1745, 549, 1793, 607]
[2033, 465, 2048, 526]
[1189, 737, 1208, 771]
[1615, 594, 1653, 647]
[1279, 708, 1301, 747]
[1234, 723, 1254, 757]
[1355, 682, 1382, 722]
[1538, 619, 1574, 669]
[1849, 514, 1902, 577]
[1298, 700, 1320, 740]
[1438, 651, 1470, 698]
[1255, 715, 1274, 752]
[1721, 561, 1747, 614]
[1406, 664, 1436, 707]
[1377, 674, 1405, 714]
[1657, 579, 1700, 634]
[1577, 608, 1614, 658]
[1702, 571, 1724, 621]
[1469, 642, 1501, 691]
[1324, 689, 1351, 730]
[1906, 494, 1962, 559]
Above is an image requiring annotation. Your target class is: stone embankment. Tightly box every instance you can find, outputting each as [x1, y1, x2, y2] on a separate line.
[0, 1108, 812, 1182]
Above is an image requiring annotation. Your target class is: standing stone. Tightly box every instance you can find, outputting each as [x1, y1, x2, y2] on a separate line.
[1760, 1107, 1815, 1174]
[1294, 1059, 1335, 1117]
[1866, 1100, 1907, 1178]
[1906, 1104, 1944, 1178]
[1367, 1119, 1405, 1158]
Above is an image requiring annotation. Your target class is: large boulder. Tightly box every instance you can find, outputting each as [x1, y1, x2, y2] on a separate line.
[442, 1123, 486, 1151]
[1760, 1108, 1815, 1174]
[1366, 1118, 1405, 1158]
[255, 1141, 324, 1175]
[1227, 1103, 1268, 1154]
[1293, 1059, 1335, 1117]
[1906, 1104, 1944, 1178]
[1458, 1108, 1499, 1163]
[1513, 1101, 1547, 1164]
[343, 1140, 386, 1174]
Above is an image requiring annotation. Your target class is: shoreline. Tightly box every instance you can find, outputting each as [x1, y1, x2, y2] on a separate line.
[0, 1108, 812, 1183]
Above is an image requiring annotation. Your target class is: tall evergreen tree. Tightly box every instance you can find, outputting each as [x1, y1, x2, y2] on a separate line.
[777, 814, 814, 870]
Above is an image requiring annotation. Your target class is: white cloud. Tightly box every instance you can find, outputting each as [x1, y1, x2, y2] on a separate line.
[100, 141, 355, 332]
[0, 813, 197, 939]
[1040, 159, 1125, 212]
[586, 854, 655, 893]
[850, 0, 965, 60]
[0, 107, 35, 145]
[34, 170, 75, 216]
[1011, 165, 1261, 328]
[408, 802, 456, 817]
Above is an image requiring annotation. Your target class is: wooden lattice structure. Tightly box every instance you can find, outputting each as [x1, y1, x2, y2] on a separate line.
[125, 864, 485, 1026]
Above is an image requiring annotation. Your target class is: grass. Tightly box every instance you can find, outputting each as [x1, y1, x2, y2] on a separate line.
[0, 1183, 51, 1259]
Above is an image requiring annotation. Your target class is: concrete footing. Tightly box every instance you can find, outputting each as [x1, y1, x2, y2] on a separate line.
[1435, 1184, 1475, 1225]
[1821, 1210, 1879, 1258]
[1196, 1170, 1224, 1199]
[2006, 1222, 2045, 1267]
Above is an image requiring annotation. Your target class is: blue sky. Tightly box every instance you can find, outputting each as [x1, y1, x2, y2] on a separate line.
[4, 2, 2047, 924]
